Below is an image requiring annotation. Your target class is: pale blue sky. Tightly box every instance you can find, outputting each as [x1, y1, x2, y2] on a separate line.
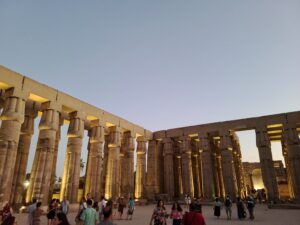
[0, 1, 299, 176]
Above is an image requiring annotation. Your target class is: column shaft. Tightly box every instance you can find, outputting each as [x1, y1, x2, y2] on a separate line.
[85, 122, 104, 200]
[135, 136, 147, 199]
[199, 134, 214, 200]
[11, 105, 37, 205]
[60, 113, 84, 203]
[0, 90, 26, 204]
[163, 138, 174, 200]
[283, 124, 300, 202]
[256, 127, 279, 202]
[26, 105, 59, 204]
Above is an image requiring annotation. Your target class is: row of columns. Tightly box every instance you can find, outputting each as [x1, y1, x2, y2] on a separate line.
[0, 89, 148, 206]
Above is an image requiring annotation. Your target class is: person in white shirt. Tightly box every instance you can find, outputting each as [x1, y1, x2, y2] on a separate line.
[27, 199, 37, 225]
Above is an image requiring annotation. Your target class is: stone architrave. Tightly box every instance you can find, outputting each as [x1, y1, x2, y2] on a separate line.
[121, 131, 135, 198]
[220, 131, 237, 200]
[11, 101, 37, 205]
[180, 136, 194, 197]
[0, 88, 26, 204]
[85, 120, 104, 200]
[256, 126, 279, 202]
[105, 126, 121, 199]
[145, 140, 161, 200]
[135, 136, 147, 199]
[60, 112, 84, 203]
[198, 133, 214, 200]
[26, 102, 60, 204]
[163, 138, 174, 200]
[282, 123, 300, 202]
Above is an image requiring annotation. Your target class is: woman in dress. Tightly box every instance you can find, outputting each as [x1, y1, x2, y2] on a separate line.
[32, 202, 43, 225]
[126, 197, 134, 220]
[170, 202, 183, 225]
[213, 197, 221, 218]
[0, 202, 12, 222]
[47, 199, 57, 225]
[150, 200, 167, 225]
[236, 196, 246, 220]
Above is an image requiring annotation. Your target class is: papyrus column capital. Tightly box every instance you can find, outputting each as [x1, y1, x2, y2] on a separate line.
[219, 130, 233, 150]
[283, 123, 300, 145]
[255, 125, 271, 148]
[108, 126, 121, 147]
[179, 136, 191, 154]
[198, 133, 210, 152]
[67, 111, 85, 138]
[39, 101, 61, 131]
[137, 136, 147, 154]
[88, 120, 104, 143]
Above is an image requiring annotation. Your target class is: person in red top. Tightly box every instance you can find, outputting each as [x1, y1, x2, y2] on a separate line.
[182, 203, 206, 225]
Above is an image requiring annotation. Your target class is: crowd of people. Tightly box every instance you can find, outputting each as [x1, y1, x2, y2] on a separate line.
[0, 192, 257, 225]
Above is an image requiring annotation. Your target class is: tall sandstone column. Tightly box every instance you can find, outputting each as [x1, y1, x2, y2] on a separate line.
[26, 102, 60, 204]
[281, 141, 294, 199]
[192, 141, 201, 198]
[11, 102, 37, 205]
[220, 131, 237, 200]
[121, 131, 135, 198]
[256, 126, 279, 202]
[146, 140, 161, 200]
[180, 136, 194, 197]
[135, 136, 147, 199]
[85, 120, 104, 200]
[105, 126, 121, 199]
[60, 112, 84, 203]
[163, 138, 174, 200]
[199, 133, 214, 200]
[282, 123, 300, 202]
[0, 88, 26, 204]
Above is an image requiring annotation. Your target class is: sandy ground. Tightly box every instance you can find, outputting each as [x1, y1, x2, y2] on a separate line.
[15, 204, 300, 225]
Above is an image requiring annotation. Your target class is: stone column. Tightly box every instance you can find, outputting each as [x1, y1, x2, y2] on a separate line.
[220, 131, 237, 200]
[60, 112, 84, 203]
[49, 117, 63, 203]
[85, 120, 104, 200]
[26, 102, 60, 204]
[101, 134, 110, 196]
[163, 138, 174, 200]
[135, 136, 147, 199]
[199, 133, 214, 200]
[145, 140, 161, 200]
[281, 141, 294, 199]
[0, 88, 26, 204]
[256, 126, 279, 202]
[192, 141, 201, 198]
[11, 102, 37, 206]
[180, 136, 194, 197]
[232, 134, 246, 198]
[105, 126, 121, 200]
[121, 131, 135, 198]
[282, 123, 300, 202]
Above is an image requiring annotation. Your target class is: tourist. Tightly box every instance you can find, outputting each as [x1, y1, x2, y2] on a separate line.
[184, 194, 189, 209]
[76, 197, 87, 224]
[0, 202, 12, 222]
[47, 199, 57, 225]
[117, 198, 125, 220]
[27, 198, 37, 225]
[224, 195, 232, 220]
[187, 195, 192, 207]
[126, 197, 134, 220]
[213, 197, 221, 218]
[246, 194, 255, 220]
[194, 198, 202, 213]
[0, 216, 17, 225]
[61, 197, 69, 215]
[98, 206, 117, 225]
[99, 196, 107, 221]
[170, 202, 183, 225]
[182, 203, 206, 225]
[236, 196, 246, 220]
[149, 200, 167, 225]
[79, 198, 99, 225]
[52, 212, 71, 225]
[32, 202, 43, 225]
